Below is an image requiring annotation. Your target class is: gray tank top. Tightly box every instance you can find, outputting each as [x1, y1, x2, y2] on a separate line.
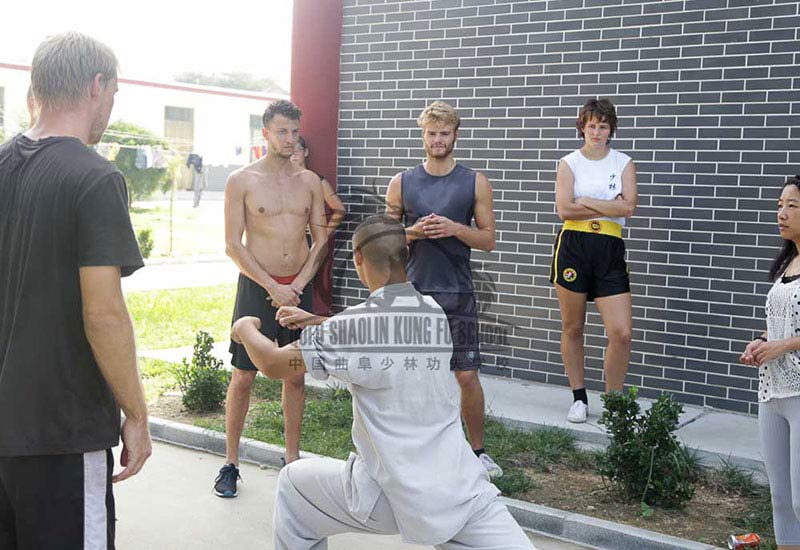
[401, 163, 476, 293]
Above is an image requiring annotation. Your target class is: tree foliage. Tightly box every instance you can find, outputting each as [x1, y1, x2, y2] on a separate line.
[174, 71, 287, 94]
[101, 120, 176, 204]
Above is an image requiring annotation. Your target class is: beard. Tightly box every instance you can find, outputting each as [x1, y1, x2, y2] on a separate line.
[269, 141, 296, 159]
[425, 140, 455, 159]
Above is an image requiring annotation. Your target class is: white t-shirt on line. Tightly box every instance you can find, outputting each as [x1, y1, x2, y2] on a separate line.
[561, 147, 632, 227]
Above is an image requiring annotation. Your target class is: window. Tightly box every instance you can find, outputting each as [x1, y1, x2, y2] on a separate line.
[165, 106, 194, 188]
[164, 106, 194, 155]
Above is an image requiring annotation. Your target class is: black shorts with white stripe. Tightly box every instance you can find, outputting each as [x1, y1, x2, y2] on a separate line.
[0, 449, 115, 550]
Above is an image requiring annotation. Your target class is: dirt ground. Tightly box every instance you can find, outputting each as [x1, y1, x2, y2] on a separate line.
[521, 463, 748, 547]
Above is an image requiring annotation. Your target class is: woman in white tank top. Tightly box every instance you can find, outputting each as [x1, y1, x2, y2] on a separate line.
[550, 98, 638, 423]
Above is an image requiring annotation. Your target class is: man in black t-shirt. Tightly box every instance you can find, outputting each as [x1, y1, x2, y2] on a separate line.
[0, 32, 151, 550]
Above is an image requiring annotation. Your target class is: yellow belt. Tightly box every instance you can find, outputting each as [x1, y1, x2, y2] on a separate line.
[563, 219, 622, 239]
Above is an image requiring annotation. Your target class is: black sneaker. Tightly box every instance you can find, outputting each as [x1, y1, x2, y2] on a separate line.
[213, 463, 241, 498]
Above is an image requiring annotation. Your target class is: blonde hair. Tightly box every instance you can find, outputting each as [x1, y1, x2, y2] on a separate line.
[417, 101, 461, 130]
[31, 32, 117, 111]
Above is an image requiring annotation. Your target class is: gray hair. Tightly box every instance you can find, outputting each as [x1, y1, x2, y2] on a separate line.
[31, 32, 118, 111]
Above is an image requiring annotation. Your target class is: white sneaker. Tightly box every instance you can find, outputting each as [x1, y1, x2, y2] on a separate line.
[479, 453, 504, 479]
[566, 400, 588, 423]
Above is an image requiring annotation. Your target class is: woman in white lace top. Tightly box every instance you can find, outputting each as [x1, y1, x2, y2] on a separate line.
[740, 175, 800, 549]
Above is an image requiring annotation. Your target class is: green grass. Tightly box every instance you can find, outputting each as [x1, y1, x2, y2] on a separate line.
[196, 380, 356, 460]
[483, 420, 590, 496]
[139, 357, 178, 402]
[707, 456, 759, 497]
[129, 201, 224, 258]
[126, 284, 236, 350]
[192, 377, 584, 496]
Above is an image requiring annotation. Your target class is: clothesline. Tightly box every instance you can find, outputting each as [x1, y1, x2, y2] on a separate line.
[94, 142, 178, 169]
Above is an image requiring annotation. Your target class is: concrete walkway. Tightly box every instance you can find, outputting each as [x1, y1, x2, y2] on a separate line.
[115, 441, 589, 550]
[127, 259, 764, 475]
[123, 260, 237, 292]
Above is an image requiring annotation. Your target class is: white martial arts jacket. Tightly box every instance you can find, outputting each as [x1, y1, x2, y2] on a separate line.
[300, 282, 500, 545]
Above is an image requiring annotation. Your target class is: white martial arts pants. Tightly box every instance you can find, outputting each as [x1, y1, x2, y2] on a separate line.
[273, 457, 536, 550]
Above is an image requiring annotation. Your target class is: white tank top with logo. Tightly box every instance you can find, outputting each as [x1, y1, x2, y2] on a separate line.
[561, 148, 632, 227]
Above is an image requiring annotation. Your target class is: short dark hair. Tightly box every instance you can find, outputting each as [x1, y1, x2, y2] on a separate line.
[262, 99, 302, 127]
[354, 215, 408, 268]
[297, 135, 308, 150]
[576, 98, 618, 139]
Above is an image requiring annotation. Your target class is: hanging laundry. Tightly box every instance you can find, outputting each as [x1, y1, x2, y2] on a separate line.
[186, 153, 203, 171]
[251, 145, 267, 159]
[95, 143, 111, 159]
[134, 146, 153, 169]
[152, 147, 170, 169]
[135, 147, 145, 169]
[107, 143, 120, 161]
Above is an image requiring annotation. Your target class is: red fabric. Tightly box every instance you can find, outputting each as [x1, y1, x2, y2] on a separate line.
[271, 273, 298, 285]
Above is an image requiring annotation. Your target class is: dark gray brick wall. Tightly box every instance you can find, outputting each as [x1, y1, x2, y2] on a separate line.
[332, 0, 800, 414]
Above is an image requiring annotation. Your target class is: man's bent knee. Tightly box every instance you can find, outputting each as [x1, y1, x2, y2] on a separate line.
[454, 369, 480, 388]
[284, 372, 305, 390]
[230, 369, 257, 392]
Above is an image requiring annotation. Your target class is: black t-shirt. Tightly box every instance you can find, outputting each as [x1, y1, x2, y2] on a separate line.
[0, 135, 144, 456]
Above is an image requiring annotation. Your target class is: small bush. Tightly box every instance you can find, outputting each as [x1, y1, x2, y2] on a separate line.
[598, 387, 696, 508]
[174, 331, 229, 412]
[137, 227, 154, 259]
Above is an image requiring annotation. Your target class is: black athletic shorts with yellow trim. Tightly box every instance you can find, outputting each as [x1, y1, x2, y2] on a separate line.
[549, 229, 630, 301]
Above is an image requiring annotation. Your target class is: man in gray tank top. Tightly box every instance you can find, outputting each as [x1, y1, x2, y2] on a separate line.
[385, 101, 503, 478]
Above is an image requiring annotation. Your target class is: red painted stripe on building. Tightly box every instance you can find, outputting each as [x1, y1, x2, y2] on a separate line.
[291, 0, 343, 316]
[0, 62, 282, 101]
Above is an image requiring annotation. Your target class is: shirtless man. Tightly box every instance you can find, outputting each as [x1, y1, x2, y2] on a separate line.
[214, 100, 327, 498]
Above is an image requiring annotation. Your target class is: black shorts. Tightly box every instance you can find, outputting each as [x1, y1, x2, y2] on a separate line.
[0, 449, 115, 550]
[229, 274, 313, 371]
[425, 291, 481, 371]
[549, 229, 630, 301]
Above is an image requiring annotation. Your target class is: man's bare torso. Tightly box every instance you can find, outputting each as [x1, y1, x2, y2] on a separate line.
[234, 159, 317, 277]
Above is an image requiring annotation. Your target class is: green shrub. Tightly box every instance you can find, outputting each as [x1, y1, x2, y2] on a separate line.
[174, 331, 229, 412]
[136, 227, 154, 259]
[598, 387, 695, 508]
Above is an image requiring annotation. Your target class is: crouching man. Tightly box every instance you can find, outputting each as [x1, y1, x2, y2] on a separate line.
[231, 215, 534, 550]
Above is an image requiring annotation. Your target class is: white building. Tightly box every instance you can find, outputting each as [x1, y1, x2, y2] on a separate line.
[0, 62, 286, 190]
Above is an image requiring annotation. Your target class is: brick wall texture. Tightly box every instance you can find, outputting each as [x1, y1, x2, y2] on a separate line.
[331, 0, 800, 414]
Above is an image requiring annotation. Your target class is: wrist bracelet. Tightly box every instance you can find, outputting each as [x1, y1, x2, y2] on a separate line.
[756, 336, 768, 342]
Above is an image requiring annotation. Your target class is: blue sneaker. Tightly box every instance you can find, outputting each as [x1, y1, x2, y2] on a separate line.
[214, 463, 241, 498]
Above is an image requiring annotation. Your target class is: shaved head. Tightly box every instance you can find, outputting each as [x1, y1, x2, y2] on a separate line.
[353, 215, 408, 268]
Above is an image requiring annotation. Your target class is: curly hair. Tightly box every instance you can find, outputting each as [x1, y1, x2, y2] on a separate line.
[262, 99, 302, 127]
[417, 101, 461, 130]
